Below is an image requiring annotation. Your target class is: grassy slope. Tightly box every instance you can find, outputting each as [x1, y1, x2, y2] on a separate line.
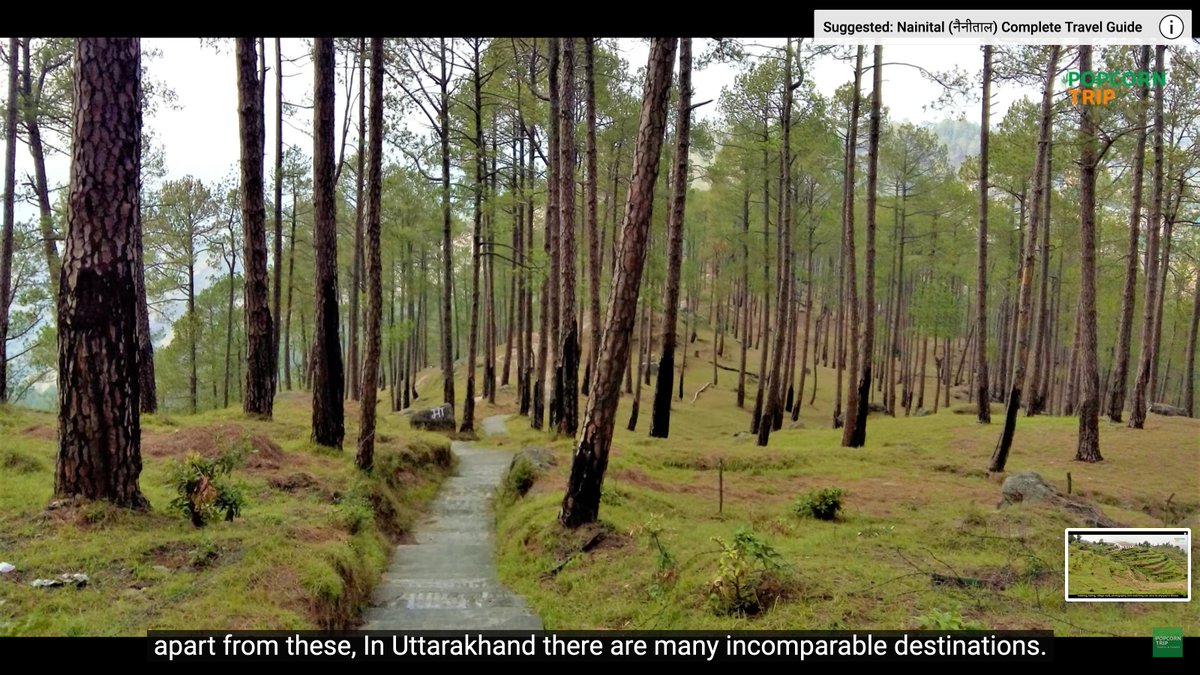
[1068, 543, 1188, 597]
[0, 391, 452, 636]
[488, 328, 1199, 636]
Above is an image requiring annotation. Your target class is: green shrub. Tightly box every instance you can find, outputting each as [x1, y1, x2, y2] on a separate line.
[165, 446, 247, 527]
[500, 456, 538, 504]
[915, 608, 984, 630]
[708, 527, 789, 616]
[794, 487, 844, 521]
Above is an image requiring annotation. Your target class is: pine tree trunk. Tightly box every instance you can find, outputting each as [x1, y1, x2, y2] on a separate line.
[55, 37, 148, 508]
[356, 38, 384, 471]
[310, 37, 345, 448]
[438, 39, 456, 411]
[19, 40, 62, 298]
[584, 38, 602, 399]
[546, 38, 562, 430]
[557, 38, 579, 436]
[838, 46, 863, 434]
[461, 41, 485, 434]
[989, 46, 1057, 472]
[283, 185, 297, 390]
[737, 184, 750, 408]
[348, 39, 365, 402]
[237, 38, 275, 418]
[844, 45, 881, 448]
[1074, 45, 1103, 463]
[561, 38, 676, 528]
[974, 45, 992, 424]
[650, 38, 693, 440]
[750, 122, 771, 435]
[1129, 45, 1166, 430]
[1027, 139, 1054, 416]
[1184, 271, 1199, 417]
[1, 38, 19, 402]
[272, 37, 284, 392]
[758, 39, 795, 446]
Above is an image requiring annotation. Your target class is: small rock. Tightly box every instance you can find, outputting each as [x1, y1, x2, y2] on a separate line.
[0, 562, 15, 574]
[32, 573, 87, 589]
[152, 565, 171, 574]
[866, 402, 887, 414]
[732, 431, 752, 443]
[512, 448, 556, 472]
[914, 408, 931, 417]
[1000, 472, 1059, 505]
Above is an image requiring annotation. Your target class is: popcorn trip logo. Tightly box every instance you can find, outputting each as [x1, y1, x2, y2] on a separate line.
[1062, 69, 1167, 106]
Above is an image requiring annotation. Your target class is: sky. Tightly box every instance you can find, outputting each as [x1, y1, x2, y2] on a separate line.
[4, 36, 1038, 338]
[1079, 533, 1189, 549]
[10, 37, 1033, 235]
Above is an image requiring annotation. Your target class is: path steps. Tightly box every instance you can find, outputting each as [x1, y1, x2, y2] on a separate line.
[361, 415, 542, 630]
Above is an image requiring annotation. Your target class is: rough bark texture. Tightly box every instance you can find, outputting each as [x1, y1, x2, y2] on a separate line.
[1185, 271, 1199, 417]
[557, 38, 579, 436]
[838, 46, 863, 434]
[349, 39, 365, 402]
[1075, 45, 1102, 463]
[1129, 45, 1166, 431]
[546, 38, 561, 429]
[561, 37, 676, 528]
[844, 46, 880, 448]
[584, 39, 602, 401]
[356, 38, 384, 471]
[438, 39, 455, 410]
[237, 38, 275, 418]
[310, 38, 345, 448]
[989, 46, 1057, 473]
[649, 38, 692, 440]
[758, 39, 793, 446]
[974, 45, 992, 425]
[737, 184, 749, 407]
[55, 37, 148, 508]
[461, 42, 485, 434]
[272, 38, 284, 392]
[1, 38, 18, 402]
[1106, 45, 1150, 423]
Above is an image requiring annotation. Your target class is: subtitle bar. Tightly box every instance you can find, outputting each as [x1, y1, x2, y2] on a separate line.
[812, 10, 1192, 44]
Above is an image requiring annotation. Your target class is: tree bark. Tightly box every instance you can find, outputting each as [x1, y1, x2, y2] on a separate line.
[311, 37, 345, 448]
[1074, 45, 1103, 463]
[557, 37, 579, 436]
[584, 38, 602, 399]
[737, 183, 750, 408]
[0, 38, 18, 402]
[283, 182, 297, 390]
[1184, 268, 1199, 417]
[989, 46, 1058, 472]
[461, 41, 485, 434]
[1106, 45, 1152, 422]
[55, 37, 148, 508]
[1129, 45, 1166, 430]
[272, 37, 284, 392]
[650, 38, 693, 439]
[438, 38, 456, 410]
[18, 40, 63, 298]
[356, 38, 384, 471]
[758, 39, 795, 446]
[838, 46, 863, 433]
[844, 45, 881, 448]
[561, 37, 676, 528]
[348, 39, 366, 402]
[237, 38, 275, 418]
[974, 45, 992, 424]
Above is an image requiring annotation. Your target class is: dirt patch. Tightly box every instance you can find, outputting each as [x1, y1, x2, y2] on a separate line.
[269, 472, 320, 493]
[140, 540, 225, 570]
[21, 424, 57, 441]
[144, 424, 286, 471]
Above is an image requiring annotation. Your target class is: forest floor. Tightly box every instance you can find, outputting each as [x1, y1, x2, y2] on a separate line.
[483, 329, 1200, 636]
[0, 392, 456, 636]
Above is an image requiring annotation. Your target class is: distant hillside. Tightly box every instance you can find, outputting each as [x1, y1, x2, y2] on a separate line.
[1068, 540, 1188, 597]
[926, 118, 980, 168]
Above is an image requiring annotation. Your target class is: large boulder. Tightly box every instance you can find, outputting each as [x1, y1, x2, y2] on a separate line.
[1149, 402, 1186, 417]
[410, 403, 456, 432]
[999, 471, 1122, 527]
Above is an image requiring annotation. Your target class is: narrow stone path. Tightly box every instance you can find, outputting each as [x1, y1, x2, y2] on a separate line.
[362, 414, 542, 630]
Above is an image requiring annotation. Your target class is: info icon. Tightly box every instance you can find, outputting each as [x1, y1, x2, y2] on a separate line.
[1158, 14, 1184, 39]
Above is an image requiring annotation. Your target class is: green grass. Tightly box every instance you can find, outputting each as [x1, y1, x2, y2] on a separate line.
[1068, 543, 1188, 597]
[0, 392, 452, 636]
[484, 328, 1200, 636]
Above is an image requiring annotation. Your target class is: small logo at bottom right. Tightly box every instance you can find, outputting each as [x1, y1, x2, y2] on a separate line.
[1152, 628, 1183, 658]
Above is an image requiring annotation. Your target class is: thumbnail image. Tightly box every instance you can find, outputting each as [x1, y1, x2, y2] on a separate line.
[1066, 529, 1191, 601]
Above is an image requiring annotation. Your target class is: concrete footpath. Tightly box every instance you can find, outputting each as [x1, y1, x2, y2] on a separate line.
[361, 414, 542, 630]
